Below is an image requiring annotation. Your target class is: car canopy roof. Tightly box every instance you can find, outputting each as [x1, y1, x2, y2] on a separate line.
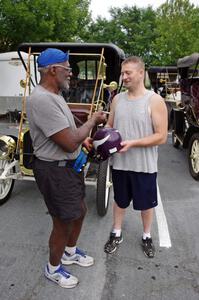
[148, 66, 177, 74]
[148, 66, 178, 86]
[177, 53, 199, 68]
[18, 42, 125, 83]
[18, 42, 125, 59]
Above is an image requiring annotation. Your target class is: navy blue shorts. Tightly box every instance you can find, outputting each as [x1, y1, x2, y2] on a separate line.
[112, 169, 158, 210]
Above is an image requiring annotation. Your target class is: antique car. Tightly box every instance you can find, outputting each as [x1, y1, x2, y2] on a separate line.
[148, 66, 179, 96]
[171, 53, 199, 180]
[0, 42, 125, 215]
[148, 65, 180, 128]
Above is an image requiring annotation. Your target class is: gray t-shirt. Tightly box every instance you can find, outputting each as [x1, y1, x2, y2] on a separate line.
[112, 90, 158, 173]
[26, 85, 81, 161]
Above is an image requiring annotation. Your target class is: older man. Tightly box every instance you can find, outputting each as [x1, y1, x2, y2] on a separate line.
[26, 48, 106, 288]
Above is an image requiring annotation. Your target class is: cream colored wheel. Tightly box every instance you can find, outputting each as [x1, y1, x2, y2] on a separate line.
[188, 133, 199, 180]
[0, 159, 15, 205]
[96, 160, 112, 216]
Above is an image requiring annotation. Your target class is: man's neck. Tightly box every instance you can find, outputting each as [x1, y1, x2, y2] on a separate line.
[39, 82, 59, 94]
[127, 86, 147, 99]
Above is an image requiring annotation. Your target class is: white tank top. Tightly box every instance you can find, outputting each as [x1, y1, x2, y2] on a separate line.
[112, 90, 158, 173]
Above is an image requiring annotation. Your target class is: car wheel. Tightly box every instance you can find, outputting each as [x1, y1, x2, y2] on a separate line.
[96, 160, 112, 216]
[188, 133, 199, 180]
[0, 159, 15, 205]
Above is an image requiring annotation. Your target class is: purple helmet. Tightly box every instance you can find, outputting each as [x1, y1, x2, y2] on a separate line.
[93, 128, 122, 161]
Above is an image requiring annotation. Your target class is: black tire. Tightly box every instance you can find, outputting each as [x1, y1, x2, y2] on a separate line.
[166, 102, 172, 130]
[172, 131, 180, 148]
[168, 109, 174, 130]
[0, 159, 15, 205]
[96, 160, 111, 216]
[188, 133, 199, 180]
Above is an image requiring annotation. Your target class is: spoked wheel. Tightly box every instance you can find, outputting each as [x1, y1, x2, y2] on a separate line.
[172, 131, 180, 148]
[188, 133, 199, 180]
[0, 159, 15, 205]
[96, 159, 112, 216]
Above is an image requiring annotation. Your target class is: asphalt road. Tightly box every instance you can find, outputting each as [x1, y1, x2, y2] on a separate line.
[0, 122, 199, 300]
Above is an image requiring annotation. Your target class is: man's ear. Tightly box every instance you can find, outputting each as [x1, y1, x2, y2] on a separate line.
[140, 69, 145, 76]
[49, 66, 56, 76]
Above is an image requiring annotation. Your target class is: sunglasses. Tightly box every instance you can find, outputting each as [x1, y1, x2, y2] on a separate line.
[51, 64, 72, 72]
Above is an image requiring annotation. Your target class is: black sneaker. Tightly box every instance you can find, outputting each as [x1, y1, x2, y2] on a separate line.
[142, 237, 155, 258]
[104, 232, 123, 254]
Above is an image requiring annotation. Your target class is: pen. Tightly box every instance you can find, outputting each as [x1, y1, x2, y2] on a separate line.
[102, 111, 110, 115]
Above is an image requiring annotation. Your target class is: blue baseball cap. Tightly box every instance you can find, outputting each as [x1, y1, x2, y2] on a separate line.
[37, 48, 69, 68]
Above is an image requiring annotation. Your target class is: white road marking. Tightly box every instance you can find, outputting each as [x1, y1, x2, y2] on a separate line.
[155, 183, 172, 248]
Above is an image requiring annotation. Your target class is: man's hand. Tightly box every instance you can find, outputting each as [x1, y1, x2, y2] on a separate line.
[83, 137, 93, 152]
[91, 111, 107, 125]
[119, 140, 134, 153]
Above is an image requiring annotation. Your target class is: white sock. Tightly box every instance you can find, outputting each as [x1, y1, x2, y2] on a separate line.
[143, 232, 151, 240]
[48, 262, 60, 274]
[112, 229, 122, 237]
[65, 246, 76, 255]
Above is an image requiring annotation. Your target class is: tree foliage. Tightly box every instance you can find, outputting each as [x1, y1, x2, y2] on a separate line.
[0, 0, 198, 66]
[84, 0, 199, 66]
[152, 0, 199, 65]
[0, 0, 91, 52]
[84, 6, 157, 66]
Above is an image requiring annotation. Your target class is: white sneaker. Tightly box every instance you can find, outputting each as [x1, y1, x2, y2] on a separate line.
[61, 248, 94, 267]
[45, 265, 78, 288]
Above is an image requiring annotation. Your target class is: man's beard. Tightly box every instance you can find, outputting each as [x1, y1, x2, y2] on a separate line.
[59, 81, 70, 93]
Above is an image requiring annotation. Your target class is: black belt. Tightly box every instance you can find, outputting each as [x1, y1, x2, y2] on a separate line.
[34, 156, 76, 168]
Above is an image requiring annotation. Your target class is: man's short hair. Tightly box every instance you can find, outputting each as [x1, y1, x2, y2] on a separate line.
[122, 56, 145, 70]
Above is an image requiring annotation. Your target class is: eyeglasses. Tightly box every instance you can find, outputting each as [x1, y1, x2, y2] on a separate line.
[51, 64, 72, 72]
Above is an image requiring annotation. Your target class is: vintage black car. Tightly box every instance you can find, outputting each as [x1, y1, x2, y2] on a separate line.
[148, 65, 180, 128]
[0, 42, 125, 215]
[171, 53, 199, 180]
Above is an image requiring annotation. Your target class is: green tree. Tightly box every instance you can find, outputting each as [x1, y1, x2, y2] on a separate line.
[83, 6, 157, 66]
[0, 0, 91, 52]
[152, 0, 199, 65]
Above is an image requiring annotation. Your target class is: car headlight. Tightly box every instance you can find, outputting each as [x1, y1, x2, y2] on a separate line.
[0, 136, 16, 159]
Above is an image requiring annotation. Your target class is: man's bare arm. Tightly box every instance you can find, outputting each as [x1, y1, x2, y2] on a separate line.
[51, 111, 106, 153]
